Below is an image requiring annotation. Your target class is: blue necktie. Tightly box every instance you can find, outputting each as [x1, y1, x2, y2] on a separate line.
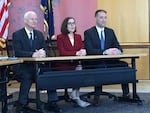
[29, 32, 32, 47]
[100, 30, 105, 50]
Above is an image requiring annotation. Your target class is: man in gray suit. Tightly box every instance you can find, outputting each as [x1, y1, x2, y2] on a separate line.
[84, 9, 130, 105]
[13, 11, 62, 113]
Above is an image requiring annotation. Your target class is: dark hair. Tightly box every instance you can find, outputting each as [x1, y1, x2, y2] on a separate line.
[95, 9, 107, 17]
[61, 17, 76, 35]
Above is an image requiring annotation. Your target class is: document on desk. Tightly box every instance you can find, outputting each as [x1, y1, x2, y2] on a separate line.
[8, 57, 18, 60]
[0, 56, 8, 60]
[0, 56, 18, 60]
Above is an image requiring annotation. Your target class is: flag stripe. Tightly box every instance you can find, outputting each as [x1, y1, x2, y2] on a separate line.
[0, 0, 10, 48]
[3, 27, 8, 40]
[0, 3, 5, 20]
[0, 10, 8, 31]
[1, 18, 9, 39]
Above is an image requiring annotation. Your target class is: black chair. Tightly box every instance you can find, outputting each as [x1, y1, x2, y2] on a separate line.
[6, 40, 18, 85]
[45, 40, 70, 102]
[6, 40, 14, 57]
[45, 40, 58, 57]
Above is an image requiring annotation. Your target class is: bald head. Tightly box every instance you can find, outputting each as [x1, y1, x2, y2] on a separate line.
[24, 11, 38, 31]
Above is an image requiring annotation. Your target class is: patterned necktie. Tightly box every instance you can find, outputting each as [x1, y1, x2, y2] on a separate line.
[29, 32, 32, 47]
[100, 30, 105, 50]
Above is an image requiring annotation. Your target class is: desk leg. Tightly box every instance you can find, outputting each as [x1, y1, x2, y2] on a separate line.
[132, 82, 143, 105]
[35, 63, 41, 109]
[1, 67, 8, 113]
[118, 81, 143, 104]
[132, 58, 138, 98]
[132, 58, 143, 104]
[36, 86, 40, 109]
[118, 58, 143, 104]
[133, 82, 136, 99]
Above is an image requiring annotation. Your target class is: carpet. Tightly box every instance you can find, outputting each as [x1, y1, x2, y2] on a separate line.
[1, 92, 150, 113]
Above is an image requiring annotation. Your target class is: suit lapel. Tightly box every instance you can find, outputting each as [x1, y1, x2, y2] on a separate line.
[22, 28, 31, 48]
[32, 30, 39, 50]
[93, 27, 101, 49]
[64, 35, 74, 48]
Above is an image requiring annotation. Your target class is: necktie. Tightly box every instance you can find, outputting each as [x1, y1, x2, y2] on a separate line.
[29, 32, 32, 47]
[100, 30, 105, 50]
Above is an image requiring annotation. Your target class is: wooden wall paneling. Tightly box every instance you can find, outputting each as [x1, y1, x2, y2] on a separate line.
[97, 0, 149, 79]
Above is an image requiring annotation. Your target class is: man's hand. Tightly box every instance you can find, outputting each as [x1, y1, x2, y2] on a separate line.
[32, 48, 46, 58]
[38, 48, 46, 57]
[103, 48, 122, 55]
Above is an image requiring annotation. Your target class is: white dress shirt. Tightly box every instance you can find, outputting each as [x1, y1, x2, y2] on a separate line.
[96, 26, 105, 40]
[25, 27, 34, 40]
[68, 35, 74, 46]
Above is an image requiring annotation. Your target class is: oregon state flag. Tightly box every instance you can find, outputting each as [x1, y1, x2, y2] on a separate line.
[40, 0, 55, 41]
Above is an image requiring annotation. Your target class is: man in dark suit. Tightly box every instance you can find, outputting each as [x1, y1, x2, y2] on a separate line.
[84, 9, 130, 104]
[13, 11, 62, 113]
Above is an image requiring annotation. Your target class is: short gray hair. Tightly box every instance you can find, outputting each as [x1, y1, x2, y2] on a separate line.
[24, 11, 36, 20]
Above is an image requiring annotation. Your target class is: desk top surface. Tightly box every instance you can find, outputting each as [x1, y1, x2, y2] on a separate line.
[20, 54, 146, 62]
[0, 59, 23, 66]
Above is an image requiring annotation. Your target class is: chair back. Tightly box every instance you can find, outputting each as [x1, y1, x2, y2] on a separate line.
[6, 40, 15, 57]
[5, 40, 19, 82]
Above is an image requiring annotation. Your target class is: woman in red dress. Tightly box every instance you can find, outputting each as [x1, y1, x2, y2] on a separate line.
[57, 17, 91, 107]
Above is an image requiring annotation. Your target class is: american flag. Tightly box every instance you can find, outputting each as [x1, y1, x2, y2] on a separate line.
[0, 0, 10, 48]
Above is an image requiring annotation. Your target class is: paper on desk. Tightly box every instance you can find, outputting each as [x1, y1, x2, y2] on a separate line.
[0, 56, 8, 60]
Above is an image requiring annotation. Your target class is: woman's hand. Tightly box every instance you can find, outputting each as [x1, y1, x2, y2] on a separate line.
[76, 49, 87, 56]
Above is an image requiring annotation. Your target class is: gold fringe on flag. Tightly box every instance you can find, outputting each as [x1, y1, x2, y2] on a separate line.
[0, 38, 6, 48]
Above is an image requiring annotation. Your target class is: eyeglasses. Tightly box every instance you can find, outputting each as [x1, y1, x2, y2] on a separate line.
[67, 22, 75, 25]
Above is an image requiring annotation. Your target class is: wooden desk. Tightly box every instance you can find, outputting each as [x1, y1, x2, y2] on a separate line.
[0, 59, 23, 113]
[21, 54, 146, 62]
[20, 54, 145, 109]
[0, 59, 23, 66]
